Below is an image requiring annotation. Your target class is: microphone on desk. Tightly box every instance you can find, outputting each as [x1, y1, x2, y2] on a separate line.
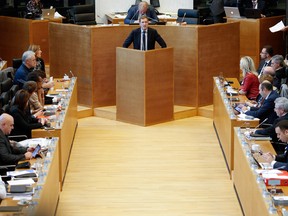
[69, 70, 75, 77]
[181, 12, 186, 23]
[254, 118, 268, 131]
[130, 9, 139, 24]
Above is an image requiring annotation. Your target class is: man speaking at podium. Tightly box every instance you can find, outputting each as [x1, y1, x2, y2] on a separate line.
[123, 15, 167, 51]
[124, 1, 158, 24]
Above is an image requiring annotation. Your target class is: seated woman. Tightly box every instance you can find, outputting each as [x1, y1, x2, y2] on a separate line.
[10, 90, 46, 138]
[27, 71, 45, 112]
[28, 44, 45, 72]
[26, 0, 43, 18]
[239, 56, 260, 100]
[22, 80, 43, 116]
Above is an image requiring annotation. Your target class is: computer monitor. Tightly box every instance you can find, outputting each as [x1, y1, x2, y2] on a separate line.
[150, 0, 160, 8]
[135, 0, 142, 4]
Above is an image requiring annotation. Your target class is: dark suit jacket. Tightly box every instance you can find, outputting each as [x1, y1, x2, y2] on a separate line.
[123, 27, 167, 50]
[10, 105, 43, 139]
[257, 59, 271, 74]
[255, 113, 288, 141]
[274, 146, 288, 170]
[245, 90, 279, 124]
[0, 130, 26, 165]
[124, 5, 159, 24]
[238, 0, 266, 15]
[210, 0, 224, 16]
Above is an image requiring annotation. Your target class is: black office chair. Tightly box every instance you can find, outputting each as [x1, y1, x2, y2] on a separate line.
[69, 4, 97, 25]
[0, 78, 13, 94]
[10, 85, 19, 99]
[12, 58, 22, 70]
[0, 91, 11, 108]
[177, 9, 200, 24]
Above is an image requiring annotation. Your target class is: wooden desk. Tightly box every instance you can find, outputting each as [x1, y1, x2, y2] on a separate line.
[233, 128, 280, 216]
[0, 138, 60, 216]
[32, 78, 78, 189]
[106, 13, 177, 24]
[213, 77, 259, 175]
[227, 16, 285, 69]
[0, 61, 7, 71]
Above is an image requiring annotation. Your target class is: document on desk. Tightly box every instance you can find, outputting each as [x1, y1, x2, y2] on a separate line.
[8, 178, 35, 186]
[18, 138, 48, 148]
[269, 20, 285, 33]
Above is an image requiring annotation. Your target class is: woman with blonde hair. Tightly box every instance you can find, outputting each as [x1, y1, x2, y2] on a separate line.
[28, 44, 45, 72]
[239, 56, 260, 100]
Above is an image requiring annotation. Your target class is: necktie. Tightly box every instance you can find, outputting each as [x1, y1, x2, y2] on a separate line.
[142, 31, 146, 51]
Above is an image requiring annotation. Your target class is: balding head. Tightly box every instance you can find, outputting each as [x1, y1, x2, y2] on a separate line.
[263, 66, 275, 76]
[0, 113, 14, 135]
[138, 1, 149, 14]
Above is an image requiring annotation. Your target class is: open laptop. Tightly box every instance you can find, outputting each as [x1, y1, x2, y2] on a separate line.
[42, 8, 55, 19]
[224, 7, 245, 19]
[244, 8, 262, 19]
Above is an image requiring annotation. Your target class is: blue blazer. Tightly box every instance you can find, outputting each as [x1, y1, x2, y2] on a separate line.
[245, 90, 279, 124]
[124, 5, 159, 24]
[123, 27, 167, 50]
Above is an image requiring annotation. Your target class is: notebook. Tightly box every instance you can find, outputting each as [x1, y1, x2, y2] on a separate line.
[224, 7, 245, 19]
[244, 8, 262, 19]
[42, 8, 56, 19]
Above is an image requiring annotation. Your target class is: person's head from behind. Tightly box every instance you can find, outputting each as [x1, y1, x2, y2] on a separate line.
[262, 66, 275, 76]
[259, 73, 273, 84]
[271, 55, 285, 70]
[138, 1, 149, 15]
[35, 69, 47, 83]
[22, 81, 37, 96]
[259, 81, 273, 98]
[0, 113, 14, 135]
[274, 97, 288, 117]
[260, 45, 273, 60]
[275, 120, 288, 142]
[139, 15, 149, 30]
[22, 50, 36, 69]
[14, 90, 30, 111]
[27, 71, 43, 91]
[240, 56, 256, 76]
[28, 44, 42, 58]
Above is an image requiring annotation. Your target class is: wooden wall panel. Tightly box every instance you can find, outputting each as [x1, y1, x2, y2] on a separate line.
[0, 16, 30, 66]
[198, 23, 240, 106]
[0, 16, 51, 66]
[49, 23, 92, 106]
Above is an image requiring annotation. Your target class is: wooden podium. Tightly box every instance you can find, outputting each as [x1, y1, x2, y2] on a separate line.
[116, 47, 174, 126]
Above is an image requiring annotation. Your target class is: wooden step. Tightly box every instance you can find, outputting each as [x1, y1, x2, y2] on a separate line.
[77, 105, 93, 119]
[173, 106, 197, 120]
[198, 105, 213, 119]
[94, 106, 116, 120]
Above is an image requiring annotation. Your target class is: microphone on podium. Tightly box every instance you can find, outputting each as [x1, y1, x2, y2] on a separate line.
[181, 12, 186, 23]
[69, 70, 75, 77]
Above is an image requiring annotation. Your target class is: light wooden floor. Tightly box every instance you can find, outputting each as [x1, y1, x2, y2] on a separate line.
[56, 116, 243, 216]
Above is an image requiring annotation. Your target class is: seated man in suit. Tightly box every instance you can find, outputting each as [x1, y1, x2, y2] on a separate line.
[124, 1, 159, 24]
[123, 15, 167, 51]
[257, 45, 273, 76]
[242, 81, 279, 124]
[238, 0, 267, 17]
[253, 97, 288, 141]
[262, 120, 288, 170]
[13, 50, 36, 89]
[0, 113, 34, 166]
[270, 55, 287, 91]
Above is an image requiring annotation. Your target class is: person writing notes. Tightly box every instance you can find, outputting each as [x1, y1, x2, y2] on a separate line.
[262, 120, 288, 170]
[124, 1, 159, 24]
[123, 15, 167, 51]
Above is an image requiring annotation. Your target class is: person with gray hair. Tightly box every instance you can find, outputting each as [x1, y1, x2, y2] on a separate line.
[124, 1, 159, 24]
[13, 50, 36, 89]
[271, 54, 287, 91]
[252, 97, 288, 141]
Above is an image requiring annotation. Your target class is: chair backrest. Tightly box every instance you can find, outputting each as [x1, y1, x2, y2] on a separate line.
[10, 85, 19, 99]
[0, 91, 11, 108]
[12, 58, 22, 70]
[177, 9, 200, 25]
[1, 78, 13, 93]
[70, 4, 97, 25]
